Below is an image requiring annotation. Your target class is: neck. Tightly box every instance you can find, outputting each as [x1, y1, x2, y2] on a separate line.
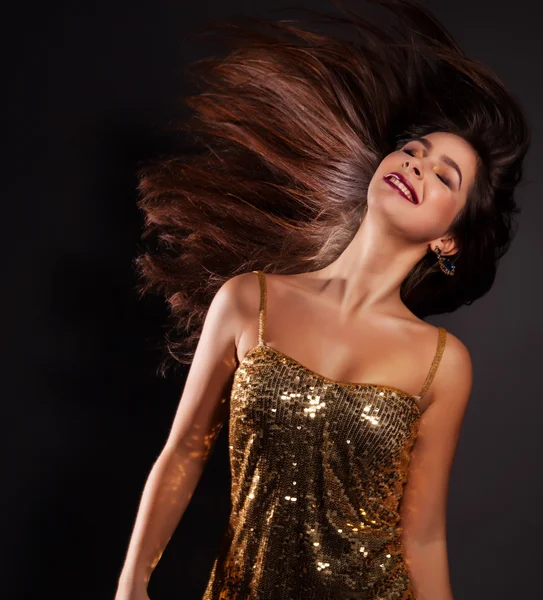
[308, 212, 428, 317]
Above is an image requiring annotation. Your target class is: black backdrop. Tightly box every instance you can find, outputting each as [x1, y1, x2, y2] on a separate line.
[6, 1, 542, 599]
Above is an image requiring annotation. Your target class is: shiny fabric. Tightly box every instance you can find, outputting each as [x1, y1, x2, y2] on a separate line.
[203, 270, 447, 599]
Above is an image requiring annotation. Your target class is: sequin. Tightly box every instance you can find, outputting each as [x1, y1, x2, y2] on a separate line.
[202, 270, 447, 599]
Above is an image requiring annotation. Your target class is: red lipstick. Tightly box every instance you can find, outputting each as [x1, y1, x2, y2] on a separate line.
[383, 172, 419, 204]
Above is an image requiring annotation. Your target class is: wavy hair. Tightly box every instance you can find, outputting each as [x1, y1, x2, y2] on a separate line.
[134, 0, 531, 374]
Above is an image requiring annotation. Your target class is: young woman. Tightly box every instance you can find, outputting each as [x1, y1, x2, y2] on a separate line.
[114, 1, 530, 598]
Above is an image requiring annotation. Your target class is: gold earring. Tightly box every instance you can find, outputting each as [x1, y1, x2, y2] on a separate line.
[433, 245, 456, 276]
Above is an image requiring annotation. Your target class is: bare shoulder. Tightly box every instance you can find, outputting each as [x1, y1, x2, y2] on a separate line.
[217, 271, 261, 314]
[223, 270, 300, 308]
[431, 328, 473, 407]
[212, 271, 262, 345]
[441, 329, 472, 380]
[211, 271, 260, 319]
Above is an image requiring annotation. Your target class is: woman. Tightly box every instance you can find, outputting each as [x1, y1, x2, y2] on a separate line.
[114, 0, 530, 598]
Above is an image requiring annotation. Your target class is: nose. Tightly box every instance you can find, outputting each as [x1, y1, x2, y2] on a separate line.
[403, 160, 422, 178]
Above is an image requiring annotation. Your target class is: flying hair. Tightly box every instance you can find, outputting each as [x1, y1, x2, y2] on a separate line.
[134, 0, 531, 375]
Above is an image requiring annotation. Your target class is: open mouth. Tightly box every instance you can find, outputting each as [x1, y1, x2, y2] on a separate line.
[383, 173, 419, 204]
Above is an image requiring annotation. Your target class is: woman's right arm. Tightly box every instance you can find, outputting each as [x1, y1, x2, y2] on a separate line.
[114, 273, 255, 599]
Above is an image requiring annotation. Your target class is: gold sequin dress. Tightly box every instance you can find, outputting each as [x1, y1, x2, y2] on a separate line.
[203, 270, 447, 600]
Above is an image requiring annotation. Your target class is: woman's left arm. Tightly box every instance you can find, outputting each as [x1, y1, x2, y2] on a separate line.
[400, 331, 473, 600]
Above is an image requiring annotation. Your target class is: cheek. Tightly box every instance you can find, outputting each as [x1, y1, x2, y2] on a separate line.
[441, 189, 465, 216]
[423, 189, 462, 228]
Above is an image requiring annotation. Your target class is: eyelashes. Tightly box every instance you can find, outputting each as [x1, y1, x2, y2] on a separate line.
[402, 147, 451, 188]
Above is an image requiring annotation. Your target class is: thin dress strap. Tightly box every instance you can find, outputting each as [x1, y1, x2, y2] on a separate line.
[252, 270, 267, 345]
[417, 326, 447, 399]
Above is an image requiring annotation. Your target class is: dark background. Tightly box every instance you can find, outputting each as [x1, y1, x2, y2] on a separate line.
[6, 1, 542, 599]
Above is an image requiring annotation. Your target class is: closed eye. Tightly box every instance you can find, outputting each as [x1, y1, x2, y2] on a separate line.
[402, 147, 451, 188]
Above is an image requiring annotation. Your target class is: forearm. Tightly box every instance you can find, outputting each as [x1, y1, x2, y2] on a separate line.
[117, 446, 205, 588]
[403, 537, 453, 600]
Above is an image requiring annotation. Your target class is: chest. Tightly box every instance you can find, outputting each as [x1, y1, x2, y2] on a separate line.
[229, 344, 421, 469]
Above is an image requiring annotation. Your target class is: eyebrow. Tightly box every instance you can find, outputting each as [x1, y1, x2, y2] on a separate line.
[412, 137, 463, 188]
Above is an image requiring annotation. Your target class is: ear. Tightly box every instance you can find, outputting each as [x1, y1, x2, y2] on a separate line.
[430, 236, 459, 257]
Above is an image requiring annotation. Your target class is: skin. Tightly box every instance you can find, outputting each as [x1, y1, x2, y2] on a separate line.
[115, 131, 477, 600]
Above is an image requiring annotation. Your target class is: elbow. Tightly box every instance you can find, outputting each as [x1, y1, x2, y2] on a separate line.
[402, 520, 447, 549]
[161, 439, 210, 471]
[401, 505, 448, 548]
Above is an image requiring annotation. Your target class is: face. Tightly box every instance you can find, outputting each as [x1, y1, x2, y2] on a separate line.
[366, 131, 478, 252]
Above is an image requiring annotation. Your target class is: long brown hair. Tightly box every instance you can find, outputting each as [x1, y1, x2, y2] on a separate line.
[134, 0, 531, 375]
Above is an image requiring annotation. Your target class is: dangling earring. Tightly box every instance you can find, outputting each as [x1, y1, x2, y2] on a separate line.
[433, 245, 456, 276]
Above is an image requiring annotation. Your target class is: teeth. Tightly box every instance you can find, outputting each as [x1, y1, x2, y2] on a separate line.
[387, 175, 415, 203]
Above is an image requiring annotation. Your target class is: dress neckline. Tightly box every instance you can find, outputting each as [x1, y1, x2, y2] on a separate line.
[237, 343, 421, 417]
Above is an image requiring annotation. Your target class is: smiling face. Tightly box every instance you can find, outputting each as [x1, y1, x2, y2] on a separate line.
[367, 131, 479, 250]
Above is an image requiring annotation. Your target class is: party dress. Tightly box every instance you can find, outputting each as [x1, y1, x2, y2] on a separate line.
[202, 270, 447, 599]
